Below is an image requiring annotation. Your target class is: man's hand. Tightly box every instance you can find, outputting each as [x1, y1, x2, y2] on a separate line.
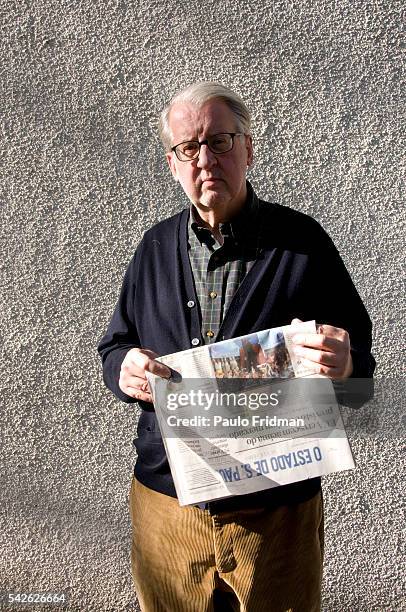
[291, 319, 353, 379]
[119, 348, 171, 402]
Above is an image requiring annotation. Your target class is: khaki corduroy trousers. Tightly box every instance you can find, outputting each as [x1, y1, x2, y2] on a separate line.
[129, 478, 324, 612]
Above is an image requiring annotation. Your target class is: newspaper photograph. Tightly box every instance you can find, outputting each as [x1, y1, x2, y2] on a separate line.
[147, 320, 355, 506]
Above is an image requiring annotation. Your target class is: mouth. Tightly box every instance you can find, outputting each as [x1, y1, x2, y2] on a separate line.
[202, 177, 223, 184]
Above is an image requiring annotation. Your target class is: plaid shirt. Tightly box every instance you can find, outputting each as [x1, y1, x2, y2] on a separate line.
[188, 182, 260, 344]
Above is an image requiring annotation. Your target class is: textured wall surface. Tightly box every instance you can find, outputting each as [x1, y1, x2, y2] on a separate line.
[1, 0, 404, 610]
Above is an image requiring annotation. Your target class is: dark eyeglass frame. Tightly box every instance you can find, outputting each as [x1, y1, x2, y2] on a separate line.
[171, 132, 244, 162]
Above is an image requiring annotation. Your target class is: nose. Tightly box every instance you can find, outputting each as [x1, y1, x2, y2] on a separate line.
[196, 144, 217, 169]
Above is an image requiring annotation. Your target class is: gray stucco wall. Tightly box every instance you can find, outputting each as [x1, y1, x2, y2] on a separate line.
[1, 1, 404, 610]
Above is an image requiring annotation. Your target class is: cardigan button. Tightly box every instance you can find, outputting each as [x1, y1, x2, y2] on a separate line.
[191, 338, 200, 346]
[187, 300, 195, 308]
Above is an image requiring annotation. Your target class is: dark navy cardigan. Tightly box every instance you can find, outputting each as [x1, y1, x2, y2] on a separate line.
[98, 196, 375, 507]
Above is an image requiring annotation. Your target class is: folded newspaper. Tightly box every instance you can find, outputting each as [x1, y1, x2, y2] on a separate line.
[147, 320, 355, 506]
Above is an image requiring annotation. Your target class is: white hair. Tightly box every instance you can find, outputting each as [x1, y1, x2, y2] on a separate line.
[159, 82, 251, 151]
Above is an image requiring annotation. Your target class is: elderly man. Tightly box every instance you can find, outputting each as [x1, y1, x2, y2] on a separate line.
[98, 82, 374, 612]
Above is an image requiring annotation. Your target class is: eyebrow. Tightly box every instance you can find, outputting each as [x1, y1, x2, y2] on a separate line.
[175, 131, 237, 142]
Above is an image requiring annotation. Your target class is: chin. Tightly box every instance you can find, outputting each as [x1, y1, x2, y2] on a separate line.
[199, 189, 229, 209]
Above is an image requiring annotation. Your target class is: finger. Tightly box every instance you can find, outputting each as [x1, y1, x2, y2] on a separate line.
[146, 358, 172, 379]
[140, 380, 150, 393]
[292, 332, 339, 352]
[291, 317, 303, 325]
[124, 386, 154, 403]
[119, 371, 146, 397]
[316, 324, 349, 340]
[298, 357, 338, 378]
[127, 350, 171, 380]
[123, 374, 149, 388]
[293, 346, 338, 367]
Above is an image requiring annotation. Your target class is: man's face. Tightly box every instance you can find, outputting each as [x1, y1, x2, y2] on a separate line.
[166, 99, 253, 220]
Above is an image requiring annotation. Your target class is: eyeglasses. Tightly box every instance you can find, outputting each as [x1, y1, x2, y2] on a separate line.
[171, 132, 244, 162]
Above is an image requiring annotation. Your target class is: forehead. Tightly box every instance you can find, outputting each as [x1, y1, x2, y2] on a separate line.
[168, 99, 237, 142]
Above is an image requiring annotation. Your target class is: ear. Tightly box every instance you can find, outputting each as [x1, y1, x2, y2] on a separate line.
[166, 151, 179, 182]
[245, 134, 253, 167]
